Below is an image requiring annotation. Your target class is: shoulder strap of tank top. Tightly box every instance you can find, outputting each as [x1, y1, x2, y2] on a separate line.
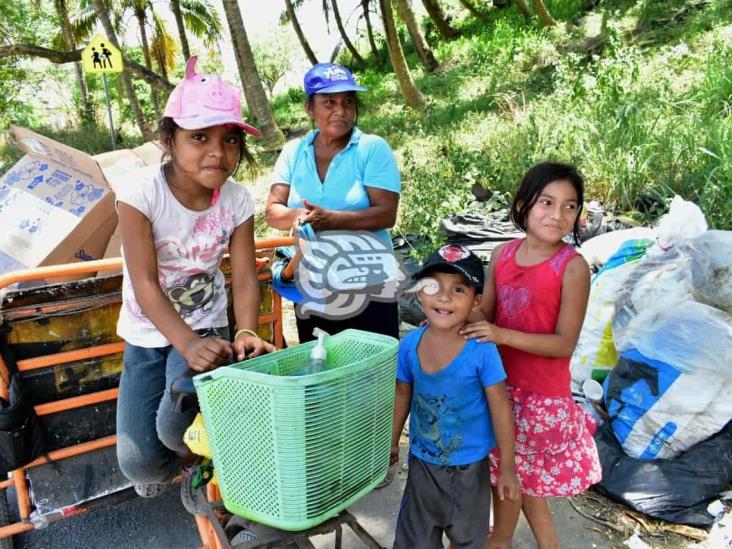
[499, 239, 522, 262]
[547, 244, 579, 276]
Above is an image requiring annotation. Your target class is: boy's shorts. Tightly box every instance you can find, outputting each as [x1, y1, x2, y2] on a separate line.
[394, 454, 491, 549]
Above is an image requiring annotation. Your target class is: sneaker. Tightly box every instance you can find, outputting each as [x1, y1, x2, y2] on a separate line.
[134, 482, 166, 498]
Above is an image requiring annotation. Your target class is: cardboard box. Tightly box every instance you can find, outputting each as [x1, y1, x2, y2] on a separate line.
[0, 126, 117, 279]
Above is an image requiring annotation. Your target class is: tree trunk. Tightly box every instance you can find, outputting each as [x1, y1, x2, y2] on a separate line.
[92, 0, 151, 140]
[396, 0, 438, 71]
[55, 0, 93, 124]
[361, 0, 381, 60]
[135, 10, 160, 116]
[332, 0, 366, 67]
[170, 0, 190, 61]
[285, 0, 318, 66]
[420, 0, 459, 40]
[513, 0, 533, 20]
[221, 0, 284, 150]
[379, 0, 426, 109]
[458, 0, 489, 20]
[0, 44, 174, 92]
[532, 0, 556, 26]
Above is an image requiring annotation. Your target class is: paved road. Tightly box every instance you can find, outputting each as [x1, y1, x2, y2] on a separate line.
[15, 487, 200, 549]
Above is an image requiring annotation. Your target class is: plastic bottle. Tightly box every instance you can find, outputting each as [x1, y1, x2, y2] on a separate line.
[293, 328, 329, 376]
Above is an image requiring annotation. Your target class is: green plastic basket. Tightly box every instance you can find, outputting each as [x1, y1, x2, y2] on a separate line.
[193, 329, 398, 531]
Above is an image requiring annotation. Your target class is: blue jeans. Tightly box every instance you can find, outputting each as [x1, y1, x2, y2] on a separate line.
[116, 328, 228, 484]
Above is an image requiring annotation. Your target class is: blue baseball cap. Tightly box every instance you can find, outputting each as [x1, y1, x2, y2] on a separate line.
[303, 63, 367, 97]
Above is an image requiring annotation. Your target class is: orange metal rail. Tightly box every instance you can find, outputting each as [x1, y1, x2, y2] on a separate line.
[0, 236, 295, 541]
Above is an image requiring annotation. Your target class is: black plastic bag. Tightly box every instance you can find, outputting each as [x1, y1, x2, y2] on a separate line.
[594, 419, 732, 526]
[0, 374, 46, 475]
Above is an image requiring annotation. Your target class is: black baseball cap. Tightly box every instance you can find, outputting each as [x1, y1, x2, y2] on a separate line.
[413, 245, 485, 290]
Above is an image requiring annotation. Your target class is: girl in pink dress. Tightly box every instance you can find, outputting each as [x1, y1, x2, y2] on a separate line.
[461, 162, 601, 549]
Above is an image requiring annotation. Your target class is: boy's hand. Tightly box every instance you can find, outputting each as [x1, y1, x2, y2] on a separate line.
[233, 333, 276, 361]
[459, 321, 504, 344]
[390, 443, 399, 466]
[497, 466, 521, 501]
[185, 338, 233, 372]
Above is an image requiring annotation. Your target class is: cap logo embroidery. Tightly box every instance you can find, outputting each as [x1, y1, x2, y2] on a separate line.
[324, 66, 349, 81]
[438, 245, 470, 263]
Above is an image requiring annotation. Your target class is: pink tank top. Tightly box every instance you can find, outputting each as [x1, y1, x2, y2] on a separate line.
[493, 239, 578, 397]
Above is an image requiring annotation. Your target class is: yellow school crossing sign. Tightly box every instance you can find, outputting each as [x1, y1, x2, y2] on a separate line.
[82, 34, 123, 74]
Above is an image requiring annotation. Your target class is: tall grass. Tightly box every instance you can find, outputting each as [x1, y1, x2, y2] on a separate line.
[320, 0, 732, 243]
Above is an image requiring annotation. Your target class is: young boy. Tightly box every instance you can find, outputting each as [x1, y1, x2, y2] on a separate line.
[391, 244, 520, 549]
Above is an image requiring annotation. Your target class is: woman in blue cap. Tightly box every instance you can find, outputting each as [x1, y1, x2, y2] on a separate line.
[266, 63, 401, 342]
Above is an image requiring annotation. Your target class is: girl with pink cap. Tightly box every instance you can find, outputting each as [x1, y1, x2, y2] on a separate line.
[114, 57, 273, 499]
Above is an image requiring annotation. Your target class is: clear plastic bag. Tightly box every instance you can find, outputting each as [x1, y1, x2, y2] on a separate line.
[691, 230, 732, 315]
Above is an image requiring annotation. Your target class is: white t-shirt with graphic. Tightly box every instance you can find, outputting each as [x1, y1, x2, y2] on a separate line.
[116, 166, 254, 348]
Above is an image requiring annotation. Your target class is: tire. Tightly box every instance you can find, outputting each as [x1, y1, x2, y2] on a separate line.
[0, 489, 14, 549]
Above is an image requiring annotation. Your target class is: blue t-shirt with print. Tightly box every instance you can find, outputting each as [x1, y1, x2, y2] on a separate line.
[271, 127, 400, 248]
[397, 325, 507, 466]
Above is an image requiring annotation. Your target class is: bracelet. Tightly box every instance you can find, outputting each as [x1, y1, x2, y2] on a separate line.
[234, 328, 259, 341]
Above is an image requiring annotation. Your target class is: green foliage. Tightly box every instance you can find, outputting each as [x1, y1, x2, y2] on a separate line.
[269, 0, 732, 246]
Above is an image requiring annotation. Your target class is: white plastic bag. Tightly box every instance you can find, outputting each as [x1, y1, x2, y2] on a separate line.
[655, 195, 707, 248]
[615, 300, 732, 378]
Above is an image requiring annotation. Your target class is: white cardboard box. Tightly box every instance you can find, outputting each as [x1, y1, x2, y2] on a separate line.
[0, 126, 117, 277]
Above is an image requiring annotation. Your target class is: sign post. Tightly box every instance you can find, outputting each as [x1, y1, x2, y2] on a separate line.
[81, 35, 123, 150]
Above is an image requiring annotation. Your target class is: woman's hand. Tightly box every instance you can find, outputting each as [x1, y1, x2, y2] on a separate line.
[184, 338, 233, 372]
[233, 332, 276, 361]
[300, 200, 334, 231]
[459, 320, 505, 344]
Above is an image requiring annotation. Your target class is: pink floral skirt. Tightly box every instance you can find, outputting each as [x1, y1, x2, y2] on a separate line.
[489, 385, 602, 497]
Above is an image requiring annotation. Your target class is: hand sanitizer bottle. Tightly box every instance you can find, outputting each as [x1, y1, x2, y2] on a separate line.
[293, 328, 329, 376]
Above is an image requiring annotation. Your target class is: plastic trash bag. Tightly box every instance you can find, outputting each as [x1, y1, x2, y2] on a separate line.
[604, 349, 732, 459]
[595, 418, 732, 526]
[691, 230, 732, 315]
[655, 195, 707, 249]
[570, 239, 654, 384]
[614, 299, 732, 378]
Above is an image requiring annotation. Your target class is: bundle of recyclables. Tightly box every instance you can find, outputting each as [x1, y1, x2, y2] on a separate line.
[193, 328, 398, 531]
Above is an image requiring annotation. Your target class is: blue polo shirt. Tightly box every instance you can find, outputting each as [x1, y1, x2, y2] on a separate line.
[397, 326, 507, 466]
[271, 128, 401, 247]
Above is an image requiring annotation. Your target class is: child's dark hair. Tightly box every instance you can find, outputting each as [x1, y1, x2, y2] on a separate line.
[158, 117, 256, 177]
[510, 162, 585, 245]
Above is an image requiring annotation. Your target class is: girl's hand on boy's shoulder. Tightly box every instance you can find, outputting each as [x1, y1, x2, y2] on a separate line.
[185, 338, 233, 372]
[459, 321, 504, 345]
[233, 333, 276, 361]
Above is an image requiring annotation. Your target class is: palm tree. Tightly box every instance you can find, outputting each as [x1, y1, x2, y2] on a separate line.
[283, 0, 318, 65]
[170, 0, 190, 60]
[395, 0, 438, 72]
[53, 0, 93, 123]
[379, 0, 426, 109]
[150, 12, 177, 81]
[532, 0, 557, 26]
[420, 0, 459, 40]
[331, 0, 366, 67]
[221, 0, 284, 150]
[361, 0, 381, 60]
[175, 0, 223, 61]
[91, 0, 151, 139]
[126, 0, 160, 115]
[458, 0, 489, 21]
[514, 0, 533, 19]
